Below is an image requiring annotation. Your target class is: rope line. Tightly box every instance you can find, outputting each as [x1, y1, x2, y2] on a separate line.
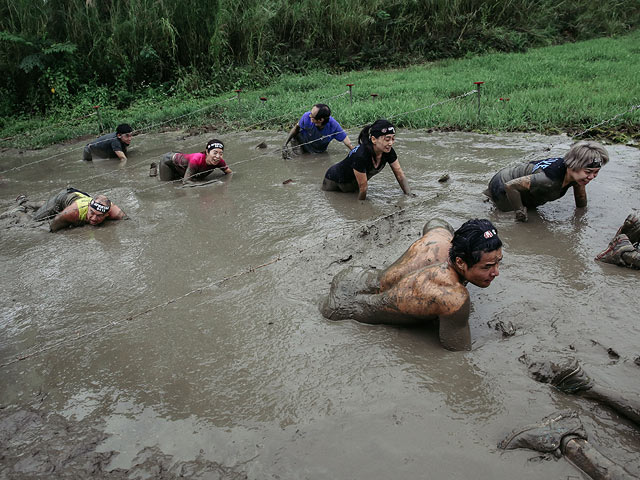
[574, 103, 640, 138]
[0, 200, 427, 369]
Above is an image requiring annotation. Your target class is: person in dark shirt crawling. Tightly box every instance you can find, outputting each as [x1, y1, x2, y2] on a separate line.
[321, 119, 411, 201]
[83, 123, 133, 163]
[485, 141, 609, 222]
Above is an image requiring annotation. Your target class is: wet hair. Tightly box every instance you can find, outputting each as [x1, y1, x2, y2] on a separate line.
[449, 219, 502, 267]
[206, 139, 224, 152]
[357, 119, 396, 156]
[313, 104, 331, 124]
[564, 141, 609, 169]
[116, 123, 132, 135]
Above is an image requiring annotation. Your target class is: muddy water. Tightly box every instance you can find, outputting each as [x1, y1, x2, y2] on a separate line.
[0, 130, 638, 478]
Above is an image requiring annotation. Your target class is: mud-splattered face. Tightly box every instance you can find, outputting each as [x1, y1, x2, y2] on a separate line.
[86, 207, 108, 226]
[458, 248, 502, 288]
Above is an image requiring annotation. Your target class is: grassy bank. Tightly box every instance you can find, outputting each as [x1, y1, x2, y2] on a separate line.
[1, 31, 639, 149]
[3, 0, 638, 116]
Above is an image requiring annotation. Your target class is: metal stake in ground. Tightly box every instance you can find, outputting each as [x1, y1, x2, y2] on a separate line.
[347, 84, 354, 106]
[474, 82, 484, 117]
[371, 93, 379, 102]
[235, 89, 242, 103]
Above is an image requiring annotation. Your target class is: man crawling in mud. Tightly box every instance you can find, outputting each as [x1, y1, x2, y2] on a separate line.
[24, 187, 126, 232]
[322, 218, 502, 351]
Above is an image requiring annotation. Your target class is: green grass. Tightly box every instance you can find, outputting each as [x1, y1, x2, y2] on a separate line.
[2, 31, 639, 149]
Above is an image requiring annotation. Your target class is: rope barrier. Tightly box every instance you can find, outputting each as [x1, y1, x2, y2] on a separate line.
[0, 96, 236, 176]
[0, 199, 432, 369]
[573, 103, 640, 139]
[1, 88, 479, 206]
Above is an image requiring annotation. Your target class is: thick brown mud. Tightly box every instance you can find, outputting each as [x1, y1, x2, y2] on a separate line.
[1, 130, 639, 479]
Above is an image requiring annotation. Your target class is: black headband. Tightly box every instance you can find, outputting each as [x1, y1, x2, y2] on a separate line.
[584, 161, 602, 169]
[89, 199, 110, 214]
[207, 142, 224, 151]
[370, 124, 395, 137]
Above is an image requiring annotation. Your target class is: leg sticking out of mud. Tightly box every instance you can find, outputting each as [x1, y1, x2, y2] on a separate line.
[499, 411, 637, 480]
[526, 358, 640, 427]
[595, 213, 640, 269]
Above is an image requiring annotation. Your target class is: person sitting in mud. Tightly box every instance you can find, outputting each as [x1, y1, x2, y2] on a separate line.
[282, 103, 353, 157]
[83, 123, 133, 163]
[322, 218, 502, 351]
[595, 212, 640, 269]
[157, 139, 232, 184]
[321, 119, 410, 200]
[32, 187, 126, 232]
[485, 141, 609, 222]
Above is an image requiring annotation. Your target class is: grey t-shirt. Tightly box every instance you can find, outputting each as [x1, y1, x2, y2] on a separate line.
[86, 132, 127, 158]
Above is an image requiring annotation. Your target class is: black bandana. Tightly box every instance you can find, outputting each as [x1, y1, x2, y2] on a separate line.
[89, 199, 110, 214]
[207, 141, 224, 151]
[370, 121, 395, 138]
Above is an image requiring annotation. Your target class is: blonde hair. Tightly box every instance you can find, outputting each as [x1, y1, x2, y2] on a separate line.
[564, 141, 609, 169]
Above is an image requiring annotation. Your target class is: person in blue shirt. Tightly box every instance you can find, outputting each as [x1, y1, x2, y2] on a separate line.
[282, 104, 353, 157]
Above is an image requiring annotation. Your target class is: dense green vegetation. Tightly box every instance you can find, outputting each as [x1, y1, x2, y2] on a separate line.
[1, 30, 638, 149]
[2, 0, 639, 119]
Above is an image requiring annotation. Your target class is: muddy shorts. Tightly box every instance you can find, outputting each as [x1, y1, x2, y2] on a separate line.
[159, 153, 182, 181]
[32, 188, 88, 221]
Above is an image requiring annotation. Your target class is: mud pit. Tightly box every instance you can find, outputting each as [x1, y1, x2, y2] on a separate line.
[1, 130, 639, 479]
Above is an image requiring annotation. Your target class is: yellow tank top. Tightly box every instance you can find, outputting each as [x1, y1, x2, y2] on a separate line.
[74, 194, 91, 222]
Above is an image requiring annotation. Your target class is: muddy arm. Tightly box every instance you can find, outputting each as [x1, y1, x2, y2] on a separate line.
[108, 204, 127, 220]
[504, 175, 532, 221]
[354, 169, 369, 200]
[573, 184, 588, 208]
[49, 204, 79, 232]
[390, 161, 411, 195]
[284, 124, 300, 146]
[438, 296, 472, 351]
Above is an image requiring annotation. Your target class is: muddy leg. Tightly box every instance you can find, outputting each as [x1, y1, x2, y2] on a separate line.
[527, 359, 640, 427]
[32, 189, 71, 221]
[620, 249, 640, 269]
[561, 436, 635, 480]
[595, 234, 635, 266]
[321, 266, 381, 321]
[499, 412, 635, 480]
[159, 153, 179, 181]
[615, 213, 640, 245]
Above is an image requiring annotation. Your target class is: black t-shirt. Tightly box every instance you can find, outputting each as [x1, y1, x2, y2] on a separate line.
[489, 157, 572, 207]
[324, 144, 398, 184]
